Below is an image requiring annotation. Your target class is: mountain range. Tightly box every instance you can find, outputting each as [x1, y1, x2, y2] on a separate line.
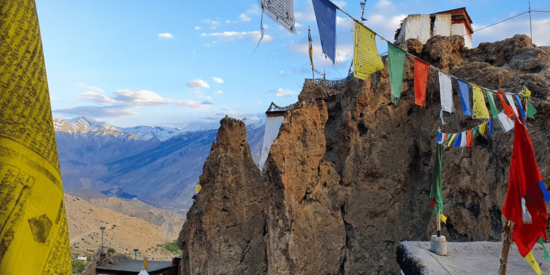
[56, 116, 265, 214]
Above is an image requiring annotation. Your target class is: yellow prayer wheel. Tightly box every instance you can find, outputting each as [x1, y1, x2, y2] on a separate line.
[144, 258, 148, 269]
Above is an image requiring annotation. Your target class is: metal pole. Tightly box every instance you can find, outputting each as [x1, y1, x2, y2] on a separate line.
[100, 226, 106, 262]
[437, 211, 441, 237]
[134, 249, 139, 260]
[528, 0, 533, 44]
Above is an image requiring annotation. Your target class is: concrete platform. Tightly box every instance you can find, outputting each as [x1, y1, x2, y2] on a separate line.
[397, 241, 550, 274]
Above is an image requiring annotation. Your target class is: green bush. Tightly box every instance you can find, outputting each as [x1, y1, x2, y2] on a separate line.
[71, 259, 86, 274]
[108, 247, 116, 254]
[157, 240, 181, 255]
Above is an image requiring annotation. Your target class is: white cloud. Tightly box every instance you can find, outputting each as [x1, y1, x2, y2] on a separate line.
[288, 40, 353, 65]
[376, 0, 392, 8]
[194, 91, 212, 100]
[336, 16, 352, 28]
[212, 77, 224, 83]
[280, 70, 286, 77]
[187, 79, 210, 89]
[266, 88, 296, 97]
[77, 89, 205, 108]
[214, 90, 223, 94]
[54, 106, 139, 118]
[195, 26, 201, 30]
[89, 87, 104, 93]
[333, 1, 346, 7]
[200, 31, 273, 43]
[240, 14, 251, 22]
[226, 20, 231, 24]
[253, 100, 262, 104]
[247, 4, 261, 15]
[370, 14, 385, 24]
[158, 33, 173, 38]
[202, 19, 221, 29]
[472, 17, 550, 47]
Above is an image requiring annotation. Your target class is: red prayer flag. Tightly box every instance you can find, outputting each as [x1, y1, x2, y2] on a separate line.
[414, 58, 430, 107]
[502, 117, 548, 257]
[466, 129, 473, 147]
[497, 91, 515, 118]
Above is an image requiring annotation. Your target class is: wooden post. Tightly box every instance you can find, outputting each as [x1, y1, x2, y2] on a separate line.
[499, 220, 513, 275]
[437, 211, 441, 237]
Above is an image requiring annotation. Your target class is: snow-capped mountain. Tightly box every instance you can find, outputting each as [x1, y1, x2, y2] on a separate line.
[54, 116, 266, 214]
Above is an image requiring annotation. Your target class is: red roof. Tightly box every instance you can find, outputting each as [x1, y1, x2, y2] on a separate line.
[435, 7, 474, 34]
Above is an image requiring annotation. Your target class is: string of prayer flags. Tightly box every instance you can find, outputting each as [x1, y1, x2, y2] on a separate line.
[430, 144, 443, 215]
[537, 237, 550, 262]
[438, 71, 454, 124]
[497, 92, 515, 118]
[502, 118, 548, 257]
[261, 0, 296, 34]
[312, 0, 337, 63]
[457, 79, 472, 117]
[388, 42, 406, 103]
[498, 111, 514, 132]
[353, 22, 384, 80]
[485, 89, 499, 119]
[515, 95, 527, 120]
[414, 58, 430, 107]
[472, 85, 490, 119]
[308, 27, 314, 72]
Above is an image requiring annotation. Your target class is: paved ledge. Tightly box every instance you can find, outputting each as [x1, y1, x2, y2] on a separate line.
[397, 241, 550, 274]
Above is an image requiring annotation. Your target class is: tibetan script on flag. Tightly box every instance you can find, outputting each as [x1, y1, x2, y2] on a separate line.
[261, 0, 296, 34]
[353, 22, 383, 80]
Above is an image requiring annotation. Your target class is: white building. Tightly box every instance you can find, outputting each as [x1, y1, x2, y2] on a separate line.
[258, 102, 292, 169]
[395, 8, 474, 49]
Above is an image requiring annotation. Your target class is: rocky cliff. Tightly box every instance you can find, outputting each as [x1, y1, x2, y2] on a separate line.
[178, 34, 550, 274]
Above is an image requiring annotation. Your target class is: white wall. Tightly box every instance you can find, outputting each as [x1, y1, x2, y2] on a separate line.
[258, 115, 285, 168]
[433, 14, 451, 37]
[403, 14, 432, 44]
[451, 24, 473, 48]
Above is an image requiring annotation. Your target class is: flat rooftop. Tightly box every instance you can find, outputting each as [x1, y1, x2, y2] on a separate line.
[398, 241, 550, 274]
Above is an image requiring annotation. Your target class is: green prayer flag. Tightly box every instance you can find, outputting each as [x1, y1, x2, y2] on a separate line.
[526, 101, 537, 118]
[388, 42, 406, 103]
[430, 144, 443, 215]
[485, 89, 499, 119]
[472, 126, 479, 137]
[538, 237, 550, 262]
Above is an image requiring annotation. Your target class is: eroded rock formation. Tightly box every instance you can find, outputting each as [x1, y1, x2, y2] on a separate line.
[178, 34, 550, 274]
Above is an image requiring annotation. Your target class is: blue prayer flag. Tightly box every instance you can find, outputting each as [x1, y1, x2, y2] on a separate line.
[515, 94, 527, 120]
[436, 132, 443, 144]
[312, 0, 337, 64]
[457, 79, 472, 117]
[538, 181, 550, 203]
[488, 118, 494, 137]
[452, 132, 462, 147]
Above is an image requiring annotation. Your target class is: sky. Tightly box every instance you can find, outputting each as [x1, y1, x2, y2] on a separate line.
[36, 0, 550, 128]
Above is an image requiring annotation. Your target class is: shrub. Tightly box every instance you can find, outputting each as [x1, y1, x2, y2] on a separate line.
[71, 259, 86, 274]
[108, 247, 116, 254]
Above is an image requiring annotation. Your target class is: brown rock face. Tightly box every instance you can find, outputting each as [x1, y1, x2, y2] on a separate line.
[178, 34, 550, 274]
[177, 116, 266, 275]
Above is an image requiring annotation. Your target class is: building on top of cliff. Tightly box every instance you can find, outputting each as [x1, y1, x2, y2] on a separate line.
[258, 102, 293, 169]
[395, 7, 474, 48]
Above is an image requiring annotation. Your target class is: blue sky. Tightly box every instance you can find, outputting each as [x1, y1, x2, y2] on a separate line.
[36, 0, 549, 127]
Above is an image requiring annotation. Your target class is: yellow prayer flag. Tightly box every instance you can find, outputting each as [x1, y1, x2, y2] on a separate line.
[196, 184, 202, 193]
[0, 0, 71, 274]
[440, 213, 447, 224]
[524, 251, 542, 275]
[472, 85, 490, 119]
[479, 123, 487, 136]
[353, 22, 384, 80]
[523, 87, 532, 98]
[446, 133, 457, 148]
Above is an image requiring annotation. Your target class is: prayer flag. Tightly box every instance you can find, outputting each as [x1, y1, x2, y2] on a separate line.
[436, 132, 443, 144]
[0, 0, 72, 273]
[479, 123, 486, 136]
[506, 93, 520, 119]
[488, 118, 494, 137]
[538, 237, 550, 262]
[457, 79, 472, 117]
[308, 27, 314, 71]
[502, 118, 548, 257]
[430, 144, 443, 215]
[485, 89, 499, 119]
[388, 42, 406, 103]
[460, 132, 467, 147]
[452, 132, 462, 147]
[524, 251, 543, 275]
[312, 0, 337, 63]
[414, 58, 430, 107]
[466, 129, 473, 147]
[526, 101, 537, 118]
[446, 133, 457, 148]
[440, 213, 447, 224]
[498, 111, 514, 132]
[353, 22, 384, 80]
[497, 92, 514, 118]
[515, 95, 527, 120]
[472, 85, 490, 119]
[438, 71, 453, 124]
[261, 0, 296, 34]
[523, 87, 532, 98]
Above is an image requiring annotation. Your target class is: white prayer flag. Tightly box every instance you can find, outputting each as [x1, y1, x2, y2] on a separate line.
[498, 111, 515, 132]
[460, 132, 467, 147]
[505, 93, 519, 118]
[261, 0, 296, 34]
[438, 71, 454, 125]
